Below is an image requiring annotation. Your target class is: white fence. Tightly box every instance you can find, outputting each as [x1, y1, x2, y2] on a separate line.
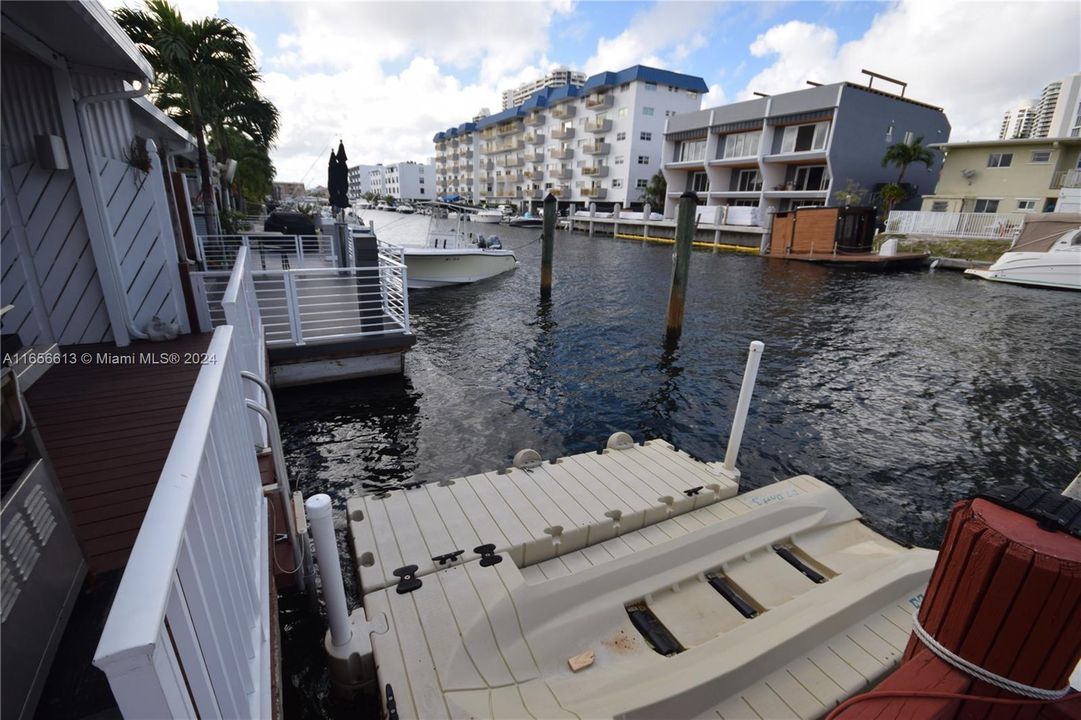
[196, 234, 338, 271]
[222, 246, 267, 446]
[192, 251, 410, 346]
[885, 210, 1026, 239]
[93, 326, 270, 719]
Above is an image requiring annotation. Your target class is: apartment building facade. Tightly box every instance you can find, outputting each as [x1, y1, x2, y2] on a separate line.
[660, 82, 951, 223]
[367, 161, 435, 201]
[347, 163, 378, 199]
[1000, 105, 1037, 140]
[501, 67, 586, 110]
[995, 73, 1081, 140]
[919, 137, 1081, 215]
[434, 65, 707, 210]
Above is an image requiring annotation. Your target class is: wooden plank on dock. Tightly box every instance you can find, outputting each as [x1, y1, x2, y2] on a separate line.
[348, 439, 738, 592]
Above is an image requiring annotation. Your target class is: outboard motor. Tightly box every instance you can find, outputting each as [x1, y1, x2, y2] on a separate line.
[487, 235, 502, 250]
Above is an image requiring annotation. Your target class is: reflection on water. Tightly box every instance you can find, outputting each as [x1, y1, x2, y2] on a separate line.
[276, 215, 1081, 718]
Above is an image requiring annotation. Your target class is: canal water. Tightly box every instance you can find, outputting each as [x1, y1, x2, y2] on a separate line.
[276, 210, 1081, 718]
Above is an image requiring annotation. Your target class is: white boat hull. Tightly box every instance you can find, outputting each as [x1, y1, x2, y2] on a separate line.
[471, 213, 503, 224]
[402, 248, 517, 288]
[963, 250, 1081, 291]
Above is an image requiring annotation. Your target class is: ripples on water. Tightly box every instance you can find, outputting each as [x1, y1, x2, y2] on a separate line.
[278, 210, 1081, 717]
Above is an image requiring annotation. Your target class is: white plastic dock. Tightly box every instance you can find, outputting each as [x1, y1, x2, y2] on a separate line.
[345, 438, 936, 720]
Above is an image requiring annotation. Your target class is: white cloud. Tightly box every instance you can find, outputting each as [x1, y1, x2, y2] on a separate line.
[256, 2, 579, 182]
[702, 83, 726, 107]
[583, 2, 718, 75]
[739, 0, 1081, 141]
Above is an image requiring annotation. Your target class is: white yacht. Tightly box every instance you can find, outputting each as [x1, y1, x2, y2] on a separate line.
[471, 208, 504, 224]
[395, 203, 416, 214]
[395, 205, 517, 288]
[965, 213, 1081, 291]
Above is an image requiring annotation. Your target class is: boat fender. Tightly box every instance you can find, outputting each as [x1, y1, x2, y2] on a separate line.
[474, 543, 503, 567]
[513, 448, 543, 469]
[606, 431, 635, 451]
[392, 565, 422, 594]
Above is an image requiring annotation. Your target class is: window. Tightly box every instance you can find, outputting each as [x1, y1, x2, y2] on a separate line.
[736, 169, 762, 192]
[689, 171, 709, 192]
[665, 110, 677, 117]
[618, 107, 629, 118]
[616, 131, 627, 141]
[931, 201, 949, 212]
[614, 156, 625, 165]
[779, 122, 830, 153]
[1030, 151, 1051, 163]
[643, 107, 654, 116]
[644, 82, 657, 91]
[722, 131, 761, 159]
[903, 131, 914, 145]
[612, 178, 623, 188]
[636, 178, 648, 189]
[792, 165, 827, 191]
[676, 139, 706, 162]
[637, 156, 650, 164]
[640, 132, 652, 141]
[987, 153, 1012, 168]
[973, 198, 1000, 213]
[1016, 199, 1037, 211]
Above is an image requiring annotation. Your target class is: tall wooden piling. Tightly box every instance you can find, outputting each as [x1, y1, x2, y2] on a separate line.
[665, 192, 698, 343]
[541, 193, 557, 301]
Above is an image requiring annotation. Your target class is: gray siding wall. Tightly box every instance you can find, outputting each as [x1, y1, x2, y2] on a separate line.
[828, 86, 951, 210]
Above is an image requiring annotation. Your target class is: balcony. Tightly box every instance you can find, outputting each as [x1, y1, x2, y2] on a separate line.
[526, 185, 545, 199]
[480, 142, 497, 154]
[548, 165, 572, 179]
[524, 150, 544, 163]
[497, 121, 524, 136]
[525, 132, 545, 145]
[481, 128, 497, 140]
[550, 185, 570, 198]
[498, 171, 524, 183]
[551, 126, 575, 140]
[499, 138, 525, 152]
[585, 118, 612, 133]
[551, 147, 574, 160]
[581, 163, 609, 177]
[1051, 169, 1081, 189]
[551, 103, 576, 119]
[499, 156, 523, 168]
[525, 111, 545, 126]
[583, 142, 610, 155]
[479, 172, 493, 182]
[582, 187, 607, 199]
[524, 169, 544, 181]
[585, 93, 613, 110]
[461, 148, 474, 159]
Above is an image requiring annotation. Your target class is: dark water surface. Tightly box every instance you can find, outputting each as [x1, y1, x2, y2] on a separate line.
[277, 227, 1081, 717]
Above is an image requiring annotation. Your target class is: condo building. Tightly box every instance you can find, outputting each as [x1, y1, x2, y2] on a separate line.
[347, 163, 379, 199]
[995, 73, 1081, 140]
[660, 81, 951, 223]
[501, 67, 587, 110]
[367, 161, 435, 201]
[434, 65, 708, 209]
[1000, 105, 1037, 140]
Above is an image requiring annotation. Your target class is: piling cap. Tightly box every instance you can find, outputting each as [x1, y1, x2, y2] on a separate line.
[305, 493, 333, 520]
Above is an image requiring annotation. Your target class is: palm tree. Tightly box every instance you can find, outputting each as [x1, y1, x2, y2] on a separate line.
[115, 0, 266, 231]
[881, 136, 936, 185]
[640, 171, 667, 209]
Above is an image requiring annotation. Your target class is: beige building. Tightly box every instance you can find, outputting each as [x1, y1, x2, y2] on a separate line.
[920, 137, 1081, 214]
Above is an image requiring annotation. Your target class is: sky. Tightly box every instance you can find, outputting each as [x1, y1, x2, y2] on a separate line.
[108, 0, 1081, 186]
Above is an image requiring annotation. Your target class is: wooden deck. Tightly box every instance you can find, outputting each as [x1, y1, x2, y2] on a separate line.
[26, 334, 211, 573]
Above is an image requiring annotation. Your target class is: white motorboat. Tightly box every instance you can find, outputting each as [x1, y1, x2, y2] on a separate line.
[964, 212, 1081, 291]
[396, 204, 416, 214]
[508, 212, 544, 228]
[471, 209, 504, 224]
[395, 205, 517, 288]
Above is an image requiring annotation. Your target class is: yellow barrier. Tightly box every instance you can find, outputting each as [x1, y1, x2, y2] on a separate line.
[613, 232, 759, 253]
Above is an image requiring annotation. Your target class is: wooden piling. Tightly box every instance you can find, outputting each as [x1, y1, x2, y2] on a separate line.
[665, 192, 698, 343]
[541, 193, 556, 301]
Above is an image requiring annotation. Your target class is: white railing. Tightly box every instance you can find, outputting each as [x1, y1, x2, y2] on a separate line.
[885, 210, 1026, 239]
[1051, 169, 1081, 189]
[196, 234, 338, 271]
[192, 251, 410, 346]
[222, 246, 266, 446]
[93, 326, 270, 719]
